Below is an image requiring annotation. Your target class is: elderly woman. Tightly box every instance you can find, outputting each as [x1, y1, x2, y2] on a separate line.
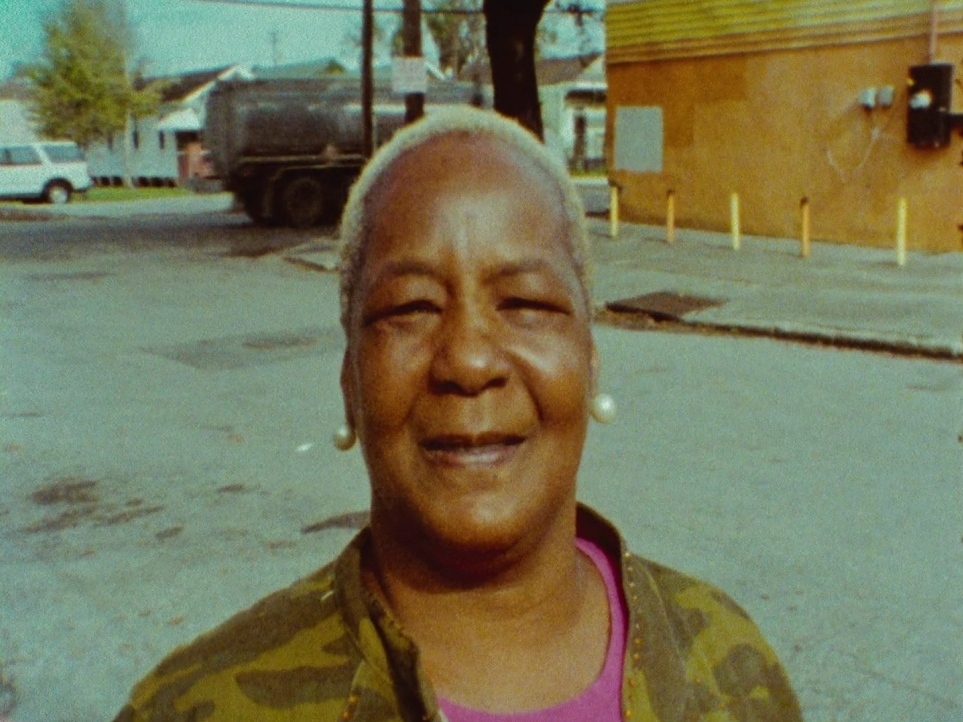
[114, 108, 802, 722]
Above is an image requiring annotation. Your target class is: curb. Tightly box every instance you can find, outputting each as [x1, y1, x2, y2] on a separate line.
[596, 307, 962, 361]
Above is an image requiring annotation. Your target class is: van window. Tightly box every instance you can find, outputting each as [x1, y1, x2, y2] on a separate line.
[43, 143, 84, 162]
[8, 146, 41, 165]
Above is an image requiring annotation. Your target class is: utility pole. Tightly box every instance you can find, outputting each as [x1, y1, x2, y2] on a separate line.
[402, 0, 424, 124]
[270, 30, 280, 67]
[361, 0, 374, 157]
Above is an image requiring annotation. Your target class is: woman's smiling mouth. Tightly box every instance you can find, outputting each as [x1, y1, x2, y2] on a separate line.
[420, 434, 526, 467]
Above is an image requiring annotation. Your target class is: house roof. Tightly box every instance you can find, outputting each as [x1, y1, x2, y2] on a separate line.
[607, 0, 963, 64]
[159, 67, 232, 102]
[255, 58, 447, 84]
[458, 53, 602, 86]
[0, 79, 32, 102]
[140, 65, 251, 103]
[254, 59, 351, 80]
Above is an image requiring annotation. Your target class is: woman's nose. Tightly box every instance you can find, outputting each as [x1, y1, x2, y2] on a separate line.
[429, 308, 509, 396]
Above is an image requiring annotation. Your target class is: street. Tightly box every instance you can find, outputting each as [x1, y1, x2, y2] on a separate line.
[0, 208, 960, 722]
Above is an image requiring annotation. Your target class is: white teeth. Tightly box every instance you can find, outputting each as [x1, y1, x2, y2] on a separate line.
[423, 441, 518, 465]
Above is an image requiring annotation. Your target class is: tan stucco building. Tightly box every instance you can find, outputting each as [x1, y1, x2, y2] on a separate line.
[606, 0, 963, 252]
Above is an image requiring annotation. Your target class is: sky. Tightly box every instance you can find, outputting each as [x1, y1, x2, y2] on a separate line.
[0, 0, 605, 81]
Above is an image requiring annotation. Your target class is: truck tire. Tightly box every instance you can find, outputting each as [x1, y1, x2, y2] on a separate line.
[44, 180, 72, 205]
[279, 174, 326, 228]
[238, 189, 274, 226]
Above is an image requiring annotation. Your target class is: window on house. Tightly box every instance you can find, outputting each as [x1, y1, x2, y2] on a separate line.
[132, 127, 140, 150]
[108, 134, 114, 151]
[158, 132, 165, 150]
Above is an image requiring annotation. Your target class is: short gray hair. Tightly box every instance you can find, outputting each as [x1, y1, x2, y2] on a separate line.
[338, 106, 590, 331]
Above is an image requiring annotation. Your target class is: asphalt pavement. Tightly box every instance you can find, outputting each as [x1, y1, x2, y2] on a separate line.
[6, 186, 961, 360]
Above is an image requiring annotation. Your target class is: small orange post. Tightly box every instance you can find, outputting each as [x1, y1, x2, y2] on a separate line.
[800, 197, 811, 259]
[666, 190, 676, 244]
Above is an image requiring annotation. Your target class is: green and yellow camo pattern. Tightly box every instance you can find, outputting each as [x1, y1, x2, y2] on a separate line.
[114, 507, 802, 722]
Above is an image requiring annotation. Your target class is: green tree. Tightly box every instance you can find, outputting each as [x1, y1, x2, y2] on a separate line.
[23, 0, 162, 150]
[425, 0, 485, 78]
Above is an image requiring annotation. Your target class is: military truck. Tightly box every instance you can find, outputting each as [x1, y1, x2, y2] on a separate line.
[205, 77, 483, 228]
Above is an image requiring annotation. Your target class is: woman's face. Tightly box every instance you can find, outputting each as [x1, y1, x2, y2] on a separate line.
[342, 134, 595, 565]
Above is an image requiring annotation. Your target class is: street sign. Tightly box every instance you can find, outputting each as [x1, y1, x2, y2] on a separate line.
[392, 56, 427, 95]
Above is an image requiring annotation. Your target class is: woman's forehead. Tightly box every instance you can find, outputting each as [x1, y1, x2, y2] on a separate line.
[368, 131, 564, 211]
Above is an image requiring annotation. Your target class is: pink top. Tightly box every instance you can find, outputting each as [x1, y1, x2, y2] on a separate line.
[438, 538, 626, 722]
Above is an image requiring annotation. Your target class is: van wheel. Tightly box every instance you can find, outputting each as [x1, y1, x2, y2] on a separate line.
[279, 175, 326, 228]
[44, 181, 72, 205]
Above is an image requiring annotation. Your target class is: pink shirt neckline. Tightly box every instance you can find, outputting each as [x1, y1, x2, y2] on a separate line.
[438, 538, 626, 722]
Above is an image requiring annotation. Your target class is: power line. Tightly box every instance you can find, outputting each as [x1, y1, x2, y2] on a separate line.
[189, 0, 604, 16]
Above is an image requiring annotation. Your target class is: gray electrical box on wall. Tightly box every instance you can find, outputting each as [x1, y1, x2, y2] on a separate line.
[907, 63, 954, 148]
[613, 106, 664, 172]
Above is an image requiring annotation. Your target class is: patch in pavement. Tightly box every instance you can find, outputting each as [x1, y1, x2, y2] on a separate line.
[144, 325, 342, 370]
[605, 291, 725, 322]
[22, 476, 164, 534]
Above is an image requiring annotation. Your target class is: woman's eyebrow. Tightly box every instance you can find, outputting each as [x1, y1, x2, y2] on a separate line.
[486, 258, 573, 286]
[372, 259, 439, 283]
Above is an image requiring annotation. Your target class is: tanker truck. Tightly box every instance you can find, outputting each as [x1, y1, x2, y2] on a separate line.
[205, 76, 484, 228]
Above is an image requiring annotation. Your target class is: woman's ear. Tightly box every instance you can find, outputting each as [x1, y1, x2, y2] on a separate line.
[340, 351, 355, 430]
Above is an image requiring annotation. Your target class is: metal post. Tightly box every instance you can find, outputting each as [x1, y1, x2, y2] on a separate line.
[666, 190, 676, 244]
[361, 0, 374, 158]
[896, 198, 908, 266]
[403, 0, 424, 124]
[730, 192, 741, 251]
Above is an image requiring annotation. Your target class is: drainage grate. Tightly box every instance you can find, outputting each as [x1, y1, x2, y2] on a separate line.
[606, 291, 725, 322]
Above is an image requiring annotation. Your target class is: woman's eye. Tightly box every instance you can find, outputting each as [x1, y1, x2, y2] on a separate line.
[391, 299, 440, 316]
[364, 299, 439, 326]
[500, 297, 567, 316]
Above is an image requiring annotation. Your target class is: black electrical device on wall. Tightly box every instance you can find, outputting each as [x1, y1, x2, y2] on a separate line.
[907, 62, 963, 148]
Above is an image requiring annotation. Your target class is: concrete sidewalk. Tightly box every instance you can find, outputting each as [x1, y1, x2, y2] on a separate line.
[587, 219, 963, 359]
[285, 216, 963, 359]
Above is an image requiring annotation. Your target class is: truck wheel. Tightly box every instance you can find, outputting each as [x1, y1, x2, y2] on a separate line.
[279, 175, 326, 228]
[44, 181, 72, 205]
[239, 190, 274, 226]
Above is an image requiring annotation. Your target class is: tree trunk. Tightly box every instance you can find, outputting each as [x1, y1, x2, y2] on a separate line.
[122, 112, 133, 188]
[482, 0, 550, 140]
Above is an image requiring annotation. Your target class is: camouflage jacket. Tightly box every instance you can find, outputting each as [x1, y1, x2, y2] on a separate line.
[114, 506, 802, 722]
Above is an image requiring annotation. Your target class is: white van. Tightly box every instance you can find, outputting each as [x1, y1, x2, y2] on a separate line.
[0, 141, 93, 204]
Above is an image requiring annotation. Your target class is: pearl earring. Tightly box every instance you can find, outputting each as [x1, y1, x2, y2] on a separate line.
[591, 393, 617, 424]
[332, 424, 356, 451]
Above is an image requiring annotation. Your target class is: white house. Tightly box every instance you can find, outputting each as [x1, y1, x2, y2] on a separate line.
[0, 99, 38, 143]
[459, 53, 607, 170]
[86, 64, 252, 186]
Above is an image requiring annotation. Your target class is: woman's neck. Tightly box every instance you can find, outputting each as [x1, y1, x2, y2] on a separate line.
[364, 518, 610, 712]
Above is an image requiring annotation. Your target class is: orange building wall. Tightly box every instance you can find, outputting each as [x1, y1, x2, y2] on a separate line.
[607, 37, 963, 252]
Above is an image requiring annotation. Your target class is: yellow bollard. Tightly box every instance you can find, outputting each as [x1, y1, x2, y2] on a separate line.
[800, 197, 811, 259]
[666, 190, 676, 244]
[609, 182, 620, 239]
[896, 198, 908, 267]
[730, 193, 741, 251]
